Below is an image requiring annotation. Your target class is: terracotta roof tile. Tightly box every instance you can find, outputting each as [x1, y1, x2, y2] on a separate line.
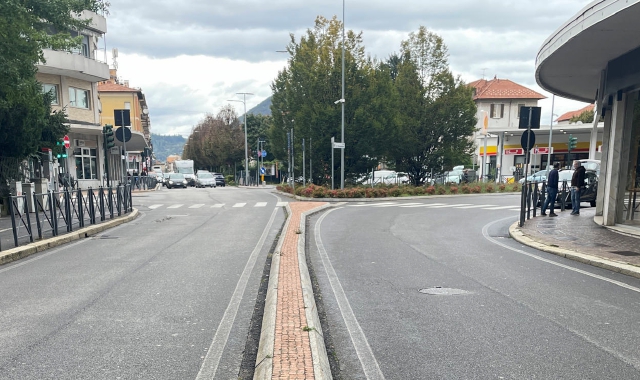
[98, 82, 138, 92]
[556, 104, 594, 122]
[469, 77, 546, 100]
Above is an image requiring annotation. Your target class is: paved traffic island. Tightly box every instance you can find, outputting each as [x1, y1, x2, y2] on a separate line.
[255, 201, 332, 380]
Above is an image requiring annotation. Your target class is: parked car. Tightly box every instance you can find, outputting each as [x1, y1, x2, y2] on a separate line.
[554, 169, 598, 207]
[519, 169, 548, 184]
[166, 173, 188, 189]
[213, 173, 226, 187]
[195, 172, 216, 188]
[579, 159, 601, 175]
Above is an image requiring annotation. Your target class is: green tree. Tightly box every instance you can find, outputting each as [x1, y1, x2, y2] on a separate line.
[569, 108, 599, 124]
[0, 0, 108, 195]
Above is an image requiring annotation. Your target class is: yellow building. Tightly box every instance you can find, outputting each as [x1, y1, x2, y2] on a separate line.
[98, 70, 150, 175]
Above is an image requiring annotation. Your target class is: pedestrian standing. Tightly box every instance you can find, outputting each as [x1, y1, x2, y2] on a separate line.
[541, 162, 560, 217]
[570, 160, 586, 215]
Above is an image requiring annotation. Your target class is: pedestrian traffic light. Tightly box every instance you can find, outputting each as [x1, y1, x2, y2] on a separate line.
[103, 124, 115, 149]
[568, 135, 578, 150]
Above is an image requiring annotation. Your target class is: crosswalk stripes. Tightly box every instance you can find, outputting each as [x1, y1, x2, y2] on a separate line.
[255, 202, 268, 207]
[427, 203, 473, 208]
[276, 202, 288, 207]
[350, 202, 394, 207]
[455, 204, 496, 209]
[233, 203, 247, 208]
[149, 204, 163, 209]
[167, 204, 183, 209]
[189, 204, 205, 209]
[211, 204, 224, 208]
[398, 203, 446, 208]
[481, 205, 519, 210]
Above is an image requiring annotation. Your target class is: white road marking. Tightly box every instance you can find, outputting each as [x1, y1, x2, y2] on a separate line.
[167, 204, 183, 209]
[255, 202, 268, 207]
[349, 202, 394, 207]
[276, 202, 288, 207]
[195, 207, 279, 379]
[482, 205, 519, 210]
[232, 203, 246, 208]
[315, 208, 386, 380]
[211, 204, 224, 208]
[148, 204, 163, 209]
[428, 203, 473, 208]
[398, 203, 445, 208]
[455, 204, 497, 209]
[374, 202, 421, 208]
[189, 204, 205, 209]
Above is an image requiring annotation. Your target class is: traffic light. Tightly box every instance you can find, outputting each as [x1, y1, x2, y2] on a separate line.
[568, 135, 578, 150]
[103, 124, 115, 149]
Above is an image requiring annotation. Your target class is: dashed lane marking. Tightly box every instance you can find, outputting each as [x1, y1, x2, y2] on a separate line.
[255, 202, 267, 207]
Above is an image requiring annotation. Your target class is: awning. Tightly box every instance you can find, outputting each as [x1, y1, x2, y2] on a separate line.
[115, 130, 148, 151]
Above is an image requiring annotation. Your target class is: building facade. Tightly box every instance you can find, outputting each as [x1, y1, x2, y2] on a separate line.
[36, 10, 110, 189]
[536, 0, 640, 227]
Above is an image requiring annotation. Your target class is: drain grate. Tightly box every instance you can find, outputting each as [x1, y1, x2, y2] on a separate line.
[419, 287, 470, 296]
[610, 250, 640, 256]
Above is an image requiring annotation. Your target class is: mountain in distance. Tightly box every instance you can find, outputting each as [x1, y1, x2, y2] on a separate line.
[242, 96, 272, 118]
[151, 133, 186, 162]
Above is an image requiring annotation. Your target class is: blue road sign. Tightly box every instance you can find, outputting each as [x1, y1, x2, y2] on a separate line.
[262, 150, 267, 157]
[260, 167, 266, 174]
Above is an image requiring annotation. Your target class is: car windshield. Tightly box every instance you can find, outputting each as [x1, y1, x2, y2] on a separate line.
[199, 173, 213, 179]
[170, 173, 185, 180]
[531, 170, 547, 177]
[558, 170, 573, 181]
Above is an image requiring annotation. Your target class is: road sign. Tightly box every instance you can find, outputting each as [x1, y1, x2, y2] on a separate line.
[504, 148, 524, 155]
[333, 142, 345, 149]
[518, 106, 541, 129]
[521, 130, 536, 150]
[262, 150, 267, 157]
[115, 126, 132, 142]
[260, 167, 266, 174]
[63, 135, 70, 149]
[114, 109, 131, 127]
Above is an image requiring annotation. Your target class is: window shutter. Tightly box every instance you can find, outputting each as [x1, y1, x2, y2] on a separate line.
[490, 104, 495, 118]
[500, 104, 504, 118]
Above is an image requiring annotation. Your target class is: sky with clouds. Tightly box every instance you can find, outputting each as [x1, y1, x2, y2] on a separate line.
[102, 0, 592, 136]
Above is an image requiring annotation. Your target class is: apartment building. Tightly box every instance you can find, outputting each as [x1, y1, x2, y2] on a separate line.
[35, 10, 110, 189]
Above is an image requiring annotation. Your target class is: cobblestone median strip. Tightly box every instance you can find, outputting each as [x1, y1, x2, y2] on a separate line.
[509, 222, 640, 280]
[254, 202, 330, 380]
[0, 209, 139, 266]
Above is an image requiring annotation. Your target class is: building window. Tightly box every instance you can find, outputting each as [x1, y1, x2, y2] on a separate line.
[74, 147, 97, 180]
[517, 103, 525, 118]
[490, 104, 504, 118]
[42, 84, 59, 105]
[69, 87, 90, 109]
[70, 31, 90, 58]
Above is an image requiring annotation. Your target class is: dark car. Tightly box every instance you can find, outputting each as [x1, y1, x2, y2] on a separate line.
[555, 169, 598, 207]
[213, 173, 226, 187]
[166, 173, 188, 189]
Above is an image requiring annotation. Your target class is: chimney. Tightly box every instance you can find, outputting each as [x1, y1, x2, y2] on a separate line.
[124, 80, 130, 87]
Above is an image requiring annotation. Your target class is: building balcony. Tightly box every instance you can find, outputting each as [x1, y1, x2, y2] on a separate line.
[77, 10, 107, 34]
[38, 49, 110, 82]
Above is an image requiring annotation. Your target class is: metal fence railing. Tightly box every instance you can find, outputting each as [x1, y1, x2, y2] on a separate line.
[520, 180, 571, 225]
[2, 185, 132, 252]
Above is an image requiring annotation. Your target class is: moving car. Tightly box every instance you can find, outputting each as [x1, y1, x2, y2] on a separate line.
[166, 173, 188, 189]
[195, 172, 216, 188]
[213, 173, 226, 187]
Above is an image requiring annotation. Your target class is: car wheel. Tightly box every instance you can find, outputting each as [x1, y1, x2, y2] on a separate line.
[590, 200, 596, 207]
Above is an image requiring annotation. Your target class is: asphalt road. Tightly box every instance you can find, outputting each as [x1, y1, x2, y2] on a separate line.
[307, 194, 640, 379]
[0, 186, 286, 379]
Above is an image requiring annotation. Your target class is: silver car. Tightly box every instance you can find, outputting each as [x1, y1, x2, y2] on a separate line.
[195, 172, 217, 188]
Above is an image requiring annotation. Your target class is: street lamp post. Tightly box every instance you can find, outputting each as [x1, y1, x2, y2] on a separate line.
[340, 0, 345, 189]
[227, 93, 253, 185]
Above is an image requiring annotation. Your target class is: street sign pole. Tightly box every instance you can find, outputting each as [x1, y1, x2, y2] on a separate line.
[520, 108, 533, 227]
[302, 138, 306, 187]
[331, 137, 335, 190]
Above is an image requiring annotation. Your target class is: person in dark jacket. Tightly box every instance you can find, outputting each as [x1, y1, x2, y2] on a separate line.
[570, 160, 586, 215]
[541, 162, 560, 217]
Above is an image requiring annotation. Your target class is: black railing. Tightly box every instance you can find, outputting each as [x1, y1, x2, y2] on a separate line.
[520, 180, 570, 225]
[2, 185, 132, 251]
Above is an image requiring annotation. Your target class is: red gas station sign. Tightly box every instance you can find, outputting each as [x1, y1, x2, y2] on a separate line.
[504, 148, 524, 155]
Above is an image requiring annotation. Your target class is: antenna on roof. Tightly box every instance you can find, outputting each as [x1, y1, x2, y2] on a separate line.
[112, 48, 118, 70]
[481, 68, 487, 79]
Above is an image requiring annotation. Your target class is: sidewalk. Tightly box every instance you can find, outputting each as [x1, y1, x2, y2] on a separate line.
[510, 207, 640, 279]
[255, 201, 331, 380]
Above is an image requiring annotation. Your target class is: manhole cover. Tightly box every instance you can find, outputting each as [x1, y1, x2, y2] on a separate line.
[419, 287, 470, 296]
[610, 250, 640, 256]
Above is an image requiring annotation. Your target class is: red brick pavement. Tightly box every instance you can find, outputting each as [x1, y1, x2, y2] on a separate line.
[272, 202, 326, 380]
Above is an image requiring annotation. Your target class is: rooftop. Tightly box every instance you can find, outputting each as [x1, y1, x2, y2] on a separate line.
[469, 77, 546, 100]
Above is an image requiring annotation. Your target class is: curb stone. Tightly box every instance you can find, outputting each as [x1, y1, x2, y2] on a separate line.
[508, 221, 640, 280]
[273, 189, 520, 202]
[0, 208, 139, 266]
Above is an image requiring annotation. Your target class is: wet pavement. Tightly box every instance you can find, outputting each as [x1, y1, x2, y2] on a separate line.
[511, 207, 640, 278]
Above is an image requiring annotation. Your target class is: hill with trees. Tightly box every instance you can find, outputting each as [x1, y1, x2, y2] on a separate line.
[151, 134, 186, 162]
